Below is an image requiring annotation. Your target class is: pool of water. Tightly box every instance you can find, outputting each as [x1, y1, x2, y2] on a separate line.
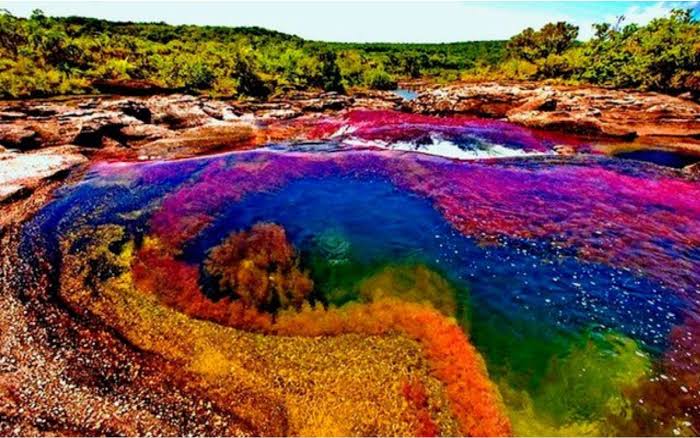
[392, 88, 419, 100]
[20, 115, 700, 435]
[615, 148, 700, 168]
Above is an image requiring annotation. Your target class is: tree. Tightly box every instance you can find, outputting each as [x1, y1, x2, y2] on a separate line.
[234, 56, 270, 98]
[507, 22, 579, 62]
[0, 9, 26, 57]
[318, 50, 345, 93]
[582, 9, 700, 93]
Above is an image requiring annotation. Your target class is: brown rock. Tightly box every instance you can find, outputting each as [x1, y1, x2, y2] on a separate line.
[301, 92, 353, 112]
[72, 112, 142, 147]
[0, 124, 40, 150]
[409, 82, 700, 139]
[137, 122, 256, 159]
[0, 146, 87, 203]
[0, 111, 26, 121]
[104, 99, 152, 123]
[553, 144, 576, 156]
[258, 109, 303, 120]
[146, 95, 216, 129]
[119, 123, 174, 144]
[682, 162, 700, 178]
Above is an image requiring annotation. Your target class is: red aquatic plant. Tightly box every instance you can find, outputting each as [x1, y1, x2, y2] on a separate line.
[132, 238, 274, 330]
[402, 377, 440, 437]
[131, 234, 510, 435]
[204, 223, 314, 311]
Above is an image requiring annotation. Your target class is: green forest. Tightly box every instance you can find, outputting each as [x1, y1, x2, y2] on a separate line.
[0, 8, 698, 98]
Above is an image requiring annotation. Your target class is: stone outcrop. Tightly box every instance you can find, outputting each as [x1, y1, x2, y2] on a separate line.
[229, 90, 402, 119]
[0, 145, 87, 205]
[0, 91, 399, 153]
[137, 122, 257, 159]
[409, 82, 700, 140]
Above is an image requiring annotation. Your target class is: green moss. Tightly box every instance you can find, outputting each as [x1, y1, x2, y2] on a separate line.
[499, 330, 651, 436]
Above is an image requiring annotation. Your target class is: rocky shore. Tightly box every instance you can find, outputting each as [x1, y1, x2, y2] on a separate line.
[1, 82, 699, 225]
[0, 90, 401, 219]
[408, 82, 700, 139]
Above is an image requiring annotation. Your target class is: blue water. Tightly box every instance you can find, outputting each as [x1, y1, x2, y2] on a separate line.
[183, 175, 686, 357]
[392, 88, 419, 100]
[615, 149, 700, 168]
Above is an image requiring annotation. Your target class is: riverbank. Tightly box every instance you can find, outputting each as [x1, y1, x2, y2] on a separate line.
[1, 81, 699, 221]
[0, 83, 695, 221]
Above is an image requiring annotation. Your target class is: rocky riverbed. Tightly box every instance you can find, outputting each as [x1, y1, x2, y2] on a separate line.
[1, 82, 700, 436]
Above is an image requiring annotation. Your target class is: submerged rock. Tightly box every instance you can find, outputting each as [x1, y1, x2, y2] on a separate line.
[683, 162, 700, 178]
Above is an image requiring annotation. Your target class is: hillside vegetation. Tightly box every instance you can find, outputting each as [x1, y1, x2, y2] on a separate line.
[0, 8, 697, 98]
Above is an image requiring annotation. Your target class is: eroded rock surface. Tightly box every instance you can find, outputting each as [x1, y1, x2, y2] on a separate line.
[409, 82, 700, 141]
[2, 84, 698, 222]
[0, 91, 403, 222]
[0, 146, 87, 206]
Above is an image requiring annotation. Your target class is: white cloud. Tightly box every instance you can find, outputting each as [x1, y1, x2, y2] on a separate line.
[606, 1, 692, 27]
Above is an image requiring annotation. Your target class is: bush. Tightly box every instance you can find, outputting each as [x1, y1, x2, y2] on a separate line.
[498, 58, 538, 80]
[364, 68, 397, 90]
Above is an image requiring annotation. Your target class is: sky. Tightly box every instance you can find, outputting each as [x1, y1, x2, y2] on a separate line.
[2, 1, 699, 42]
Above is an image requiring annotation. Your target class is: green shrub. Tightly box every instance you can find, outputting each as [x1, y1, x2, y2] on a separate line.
[1, 7, 697, 98]
[363, 68, 398, 90]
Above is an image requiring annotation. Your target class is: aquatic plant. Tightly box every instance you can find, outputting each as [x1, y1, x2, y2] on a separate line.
[357, 264, 461, 318]
[133, 236, 274, 330]
[204, 223, 313, 311]
[502, 330, 651, 436]
[54, 221, 509, 436]
[18, 112, 700, 435]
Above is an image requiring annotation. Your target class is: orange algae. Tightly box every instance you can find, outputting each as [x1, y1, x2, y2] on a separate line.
[58, 225, 470, 436]
[100, 224, 512, 436]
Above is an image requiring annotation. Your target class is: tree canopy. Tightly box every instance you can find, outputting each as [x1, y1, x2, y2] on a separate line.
[498, 9, 699, 95]
[0, 8, 698, 98]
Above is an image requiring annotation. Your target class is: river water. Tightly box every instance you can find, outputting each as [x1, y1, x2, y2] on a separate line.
[20, 111, 700, 436]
